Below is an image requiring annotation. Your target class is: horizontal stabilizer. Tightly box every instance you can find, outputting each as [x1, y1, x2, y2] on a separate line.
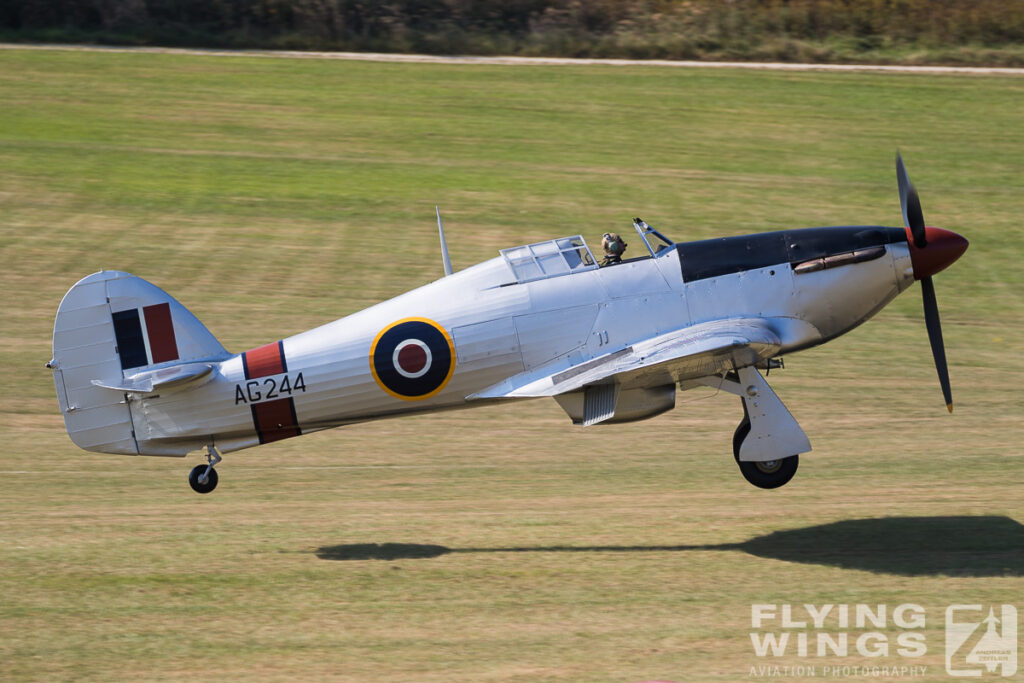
[91, 362, 215, 394]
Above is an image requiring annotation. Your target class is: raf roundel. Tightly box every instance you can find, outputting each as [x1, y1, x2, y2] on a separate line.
[370, 318, 455, 400]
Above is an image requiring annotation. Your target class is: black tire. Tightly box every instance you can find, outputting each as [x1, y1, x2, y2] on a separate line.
[737, 455, 799, 489]
[188, 464, 218, 494]
[733, 416, 751, 462]
[733, 409, 798, 489]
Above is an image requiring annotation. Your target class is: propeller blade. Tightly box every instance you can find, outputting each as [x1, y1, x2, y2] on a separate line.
[920, 276, 953, 412]
[896, 153, 927, 248]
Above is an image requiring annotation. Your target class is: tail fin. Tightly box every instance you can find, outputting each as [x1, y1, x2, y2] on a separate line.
[50, 271, 229, 455]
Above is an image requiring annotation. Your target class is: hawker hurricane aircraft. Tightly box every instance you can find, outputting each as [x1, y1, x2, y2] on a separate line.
[49, 155, 967, 493]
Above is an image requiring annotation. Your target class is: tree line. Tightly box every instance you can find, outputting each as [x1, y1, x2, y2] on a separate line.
[3, 0, 1023, 65]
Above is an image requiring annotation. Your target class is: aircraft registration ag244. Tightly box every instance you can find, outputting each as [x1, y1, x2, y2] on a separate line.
[48, 155, 968, 494]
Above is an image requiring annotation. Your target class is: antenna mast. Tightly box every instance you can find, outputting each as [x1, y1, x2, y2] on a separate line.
[436, 206, 453, 276]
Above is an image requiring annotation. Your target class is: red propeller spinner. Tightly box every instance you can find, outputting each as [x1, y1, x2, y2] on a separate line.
[907, 226, 969, 280]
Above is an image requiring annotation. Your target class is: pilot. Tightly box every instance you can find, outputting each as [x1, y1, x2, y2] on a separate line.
[600, 232, 627, 266]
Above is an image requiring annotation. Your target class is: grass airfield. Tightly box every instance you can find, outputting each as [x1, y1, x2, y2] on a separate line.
[2, 48, 1024, 681]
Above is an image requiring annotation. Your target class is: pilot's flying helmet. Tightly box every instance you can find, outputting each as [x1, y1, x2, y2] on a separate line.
[602, 232, 627, 255]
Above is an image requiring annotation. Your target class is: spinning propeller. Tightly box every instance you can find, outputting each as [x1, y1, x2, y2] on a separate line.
[895, 153, 969, 412]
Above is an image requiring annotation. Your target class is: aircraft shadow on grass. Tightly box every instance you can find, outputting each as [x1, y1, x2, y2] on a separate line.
[315, 516, 1024, 577]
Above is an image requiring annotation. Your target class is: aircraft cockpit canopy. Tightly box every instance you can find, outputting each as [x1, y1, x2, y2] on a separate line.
[501, 236, 597, 284]
[500, 221, 677, 284]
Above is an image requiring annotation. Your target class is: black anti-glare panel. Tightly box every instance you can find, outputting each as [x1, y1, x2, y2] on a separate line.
[676, 226, 906, 283]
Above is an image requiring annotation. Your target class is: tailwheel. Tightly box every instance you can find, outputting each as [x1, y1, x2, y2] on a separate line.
[189, 465, 218, 494]
[188, 445, 222, 494]
[733, 415, 799, 489]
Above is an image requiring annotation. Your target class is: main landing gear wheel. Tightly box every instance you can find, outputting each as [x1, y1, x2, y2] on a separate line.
[733, 416, 799, 489]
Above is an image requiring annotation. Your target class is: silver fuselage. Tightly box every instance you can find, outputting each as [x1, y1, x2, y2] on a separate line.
[130, 226, 914, 456]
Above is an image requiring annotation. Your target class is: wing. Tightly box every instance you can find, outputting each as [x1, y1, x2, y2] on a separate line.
[469, 317, 781, 400]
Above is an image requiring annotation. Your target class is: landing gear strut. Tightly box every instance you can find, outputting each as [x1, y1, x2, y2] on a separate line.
[188, 445, 221, 494]
[733, 409, 799, 489]
[684, 366, 810, 489]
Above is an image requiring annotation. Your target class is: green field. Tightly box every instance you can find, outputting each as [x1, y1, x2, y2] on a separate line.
[2, 48, 1023, 682]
